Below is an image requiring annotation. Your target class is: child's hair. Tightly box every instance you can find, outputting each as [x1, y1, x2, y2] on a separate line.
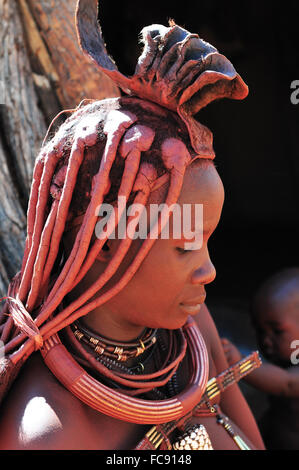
[252, 267, 299, 314]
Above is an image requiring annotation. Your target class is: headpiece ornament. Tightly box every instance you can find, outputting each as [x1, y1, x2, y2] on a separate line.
[76, 0, 248, 157]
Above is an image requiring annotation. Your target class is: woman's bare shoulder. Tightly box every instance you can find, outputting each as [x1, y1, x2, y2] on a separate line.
[0, 353, 93, 449]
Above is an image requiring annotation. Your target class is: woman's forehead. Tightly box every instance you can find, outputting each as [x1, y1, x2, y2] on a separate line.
[146, 165, 224, 244]
[178, 162, 223, 204]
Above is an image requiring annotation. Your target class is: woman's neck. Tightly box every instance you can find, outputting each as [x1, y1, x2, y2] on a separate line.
[77, 307, 147, 343]
[65, 289, 146, 343]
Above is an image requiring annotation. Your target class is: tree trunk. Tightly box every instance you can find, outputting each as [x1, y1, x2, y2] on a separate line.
[0, 0, 119, 296]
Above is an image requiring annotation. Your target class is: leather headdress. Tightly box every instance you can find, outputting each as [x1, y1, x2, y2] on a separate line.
[76, 0, 248, 158]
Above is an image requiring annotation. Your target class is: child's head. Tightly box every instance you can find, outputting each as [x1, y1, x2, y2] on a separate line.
[251, 268, 299, 366]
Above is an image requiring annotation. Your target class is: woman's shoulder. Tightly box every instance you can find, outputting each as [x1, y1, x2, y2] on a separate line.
[0, 353, 95, 449]
[0, 352, 149, 450]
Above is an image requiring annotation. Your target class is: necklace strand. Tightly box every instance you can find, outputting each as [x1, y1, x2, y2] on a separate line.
[72, 321, 157, 362]
[64, 324, 185, 394]
[41, 317, 209, 424]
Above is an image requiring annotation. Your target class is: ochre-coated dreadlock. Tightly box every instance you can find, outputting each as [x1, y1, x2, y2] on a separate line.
[1, 96, 196, 362]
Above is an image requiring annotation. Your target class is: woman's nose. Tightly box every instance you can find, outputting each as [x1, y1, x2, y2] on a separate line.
[191, 252, 216, 286]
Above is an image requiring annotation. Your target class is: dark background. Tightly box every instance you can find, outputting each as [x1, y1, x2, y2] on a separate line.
[99, 1, 299, 419]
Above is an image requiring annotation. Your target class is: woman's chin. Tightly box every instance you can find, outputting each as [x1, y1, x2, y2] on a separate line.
[133, 306, 194, 331]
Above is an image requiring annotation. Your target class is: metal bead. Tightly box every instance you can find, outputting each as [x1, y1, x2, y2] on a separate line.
[89, 336, 99, 345]
[95, 345, 104, 354]
[114, 347, 123, 355]
[74, 330, 84, 340]
[136, 347, 144, 356]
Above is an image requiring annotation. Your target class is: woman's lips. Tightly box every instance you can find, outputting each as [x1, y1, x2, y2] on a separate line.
[179, 295, 206, 314]
[179, 304, 202, 314]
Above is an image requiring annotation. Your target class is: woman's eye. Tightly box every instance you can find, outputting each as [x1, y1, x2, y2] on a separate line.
[176, 247, 192, 254]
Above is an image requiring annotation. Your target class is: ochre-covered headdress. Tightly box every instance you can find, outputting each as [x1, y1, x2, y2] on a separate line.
[0, 0, 248, 426]
[76, 0, 248, 157]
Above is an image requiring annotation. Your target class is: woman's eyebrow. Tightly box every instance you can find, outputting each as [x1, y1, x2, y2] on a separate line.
[179, 228, 213, 240]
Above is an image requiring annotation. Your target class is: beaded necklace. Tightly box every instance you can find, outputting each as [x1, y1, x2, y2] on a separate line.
[68, 327, 181, 400]
[41, 317, 209, 424]
[71, 321, 157, 362]
[64, 322, 189, 397]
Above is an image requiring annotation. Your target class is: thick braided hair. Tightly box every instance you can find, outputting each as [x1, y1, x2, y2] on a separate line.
[0, 96, 208, 365]
[0, 0, 248, 396]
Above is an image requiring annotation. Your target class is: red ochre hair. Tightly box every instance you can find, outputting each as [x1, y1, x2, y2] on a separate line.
[0, 0, 248, 398]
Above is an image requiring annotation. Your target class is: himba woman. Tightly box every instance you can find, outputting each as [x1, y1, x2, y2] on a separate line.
[0, 0, 265, 450]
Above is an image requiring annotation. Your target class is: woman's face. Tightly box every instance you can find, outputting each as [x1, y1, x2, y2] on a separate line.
[77, 161, 224, 340]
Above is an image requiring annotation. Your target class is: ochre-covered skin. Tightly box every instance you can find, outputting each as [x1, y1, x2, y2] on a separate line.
[0, 0, 265, 450]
